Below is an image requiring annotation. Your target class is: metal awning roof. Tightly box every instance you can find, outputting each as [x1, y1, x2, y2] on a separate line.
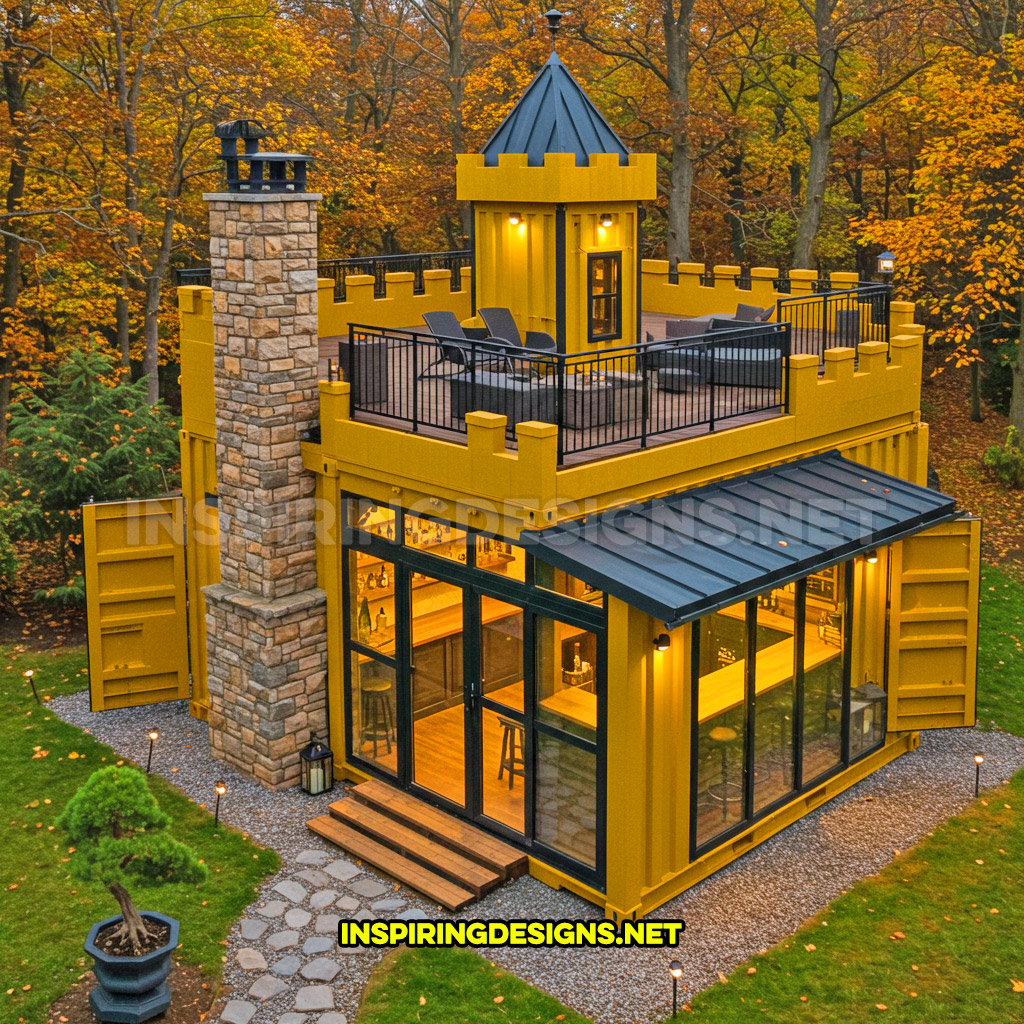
[519, 452, 956, 629]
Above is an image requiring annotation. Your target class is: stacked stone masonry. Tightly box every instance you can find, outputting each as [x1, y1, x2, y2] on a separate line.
[203, 191, 329, 791]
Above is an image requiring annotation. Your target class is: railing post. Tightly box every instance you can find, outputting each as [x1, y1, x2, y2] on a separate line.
[783, 324, 791, 413]
[708, 339, 716, 432]
[411, 331, 419, 433]
[555, 356, 565, 465]
[640, 351, 649, 449]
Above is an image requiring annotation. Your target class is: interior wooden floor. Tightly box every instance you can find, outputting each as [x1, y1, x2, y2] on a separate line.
[356, 702, 526, 835]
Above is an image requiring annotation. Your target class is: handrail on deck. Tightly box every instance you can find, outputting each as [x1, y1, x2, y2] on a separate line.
[340, 322, 791, 466]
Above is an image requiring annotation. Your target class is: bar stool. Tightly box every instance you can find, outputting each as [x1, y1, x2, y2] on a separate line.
[361, 678, 395, 757]
[706, 725, 743, 821]
[497, 715, 525, 790]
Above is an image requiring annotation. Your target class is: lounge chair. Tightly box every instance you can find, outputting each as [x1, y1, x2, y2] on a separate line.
[478, 307, 558, 353]
[419, 311, 511, 378]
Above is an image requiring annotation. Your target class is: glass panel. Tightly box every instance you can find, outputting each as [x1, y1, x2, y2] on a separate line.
[481, 597, 524, 712]
[802, 564, 846, 782]
[535, 617, 598, 741]
[404, 515, 467, 564]
[534, 559, 603, 605]
[350, 552, 395, 657]
[482, 706, 525, 833]
[535, 731, 597, 867]
[694, 601, 748, 848]
[849, 679, 885, 759]
[348, 499, 396, 540]
[476, 537, 526, 583]
[592, 297, 614, 337]
[350, 654, 396, 775]
[410, 574, 465, 807]
[752, 584, 798, 813]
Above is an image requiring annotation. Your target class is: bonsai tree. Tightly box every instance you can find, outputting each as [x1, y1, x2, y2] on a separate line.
[57, 766, 208, 953]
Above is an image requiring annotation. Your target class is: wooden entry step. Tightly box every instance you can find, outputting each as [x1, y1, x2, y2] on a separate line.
[305, 779, 528, 912]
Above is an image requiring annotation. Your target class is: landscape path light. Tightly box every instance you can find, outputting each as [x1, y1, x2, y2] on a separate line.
[214, 781, 227, 826]
[24, 668, 40, 705]
[146, 729, 159, 774]
[974, 753, 984, 798]
[669, 960, 684, 1018]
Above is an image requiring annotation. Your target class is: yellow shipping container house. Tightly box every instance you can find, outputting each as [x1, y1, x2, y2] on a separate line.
[83, 47, 980, 921]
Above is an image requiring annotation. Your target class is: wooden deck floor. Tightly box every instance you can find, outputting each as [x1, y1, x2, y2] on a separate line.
[318, 315, 784, 467]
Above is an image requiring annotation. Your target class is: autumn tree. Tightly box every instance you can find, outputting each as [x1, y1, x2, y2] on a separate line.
[859, 40, 1024, 429]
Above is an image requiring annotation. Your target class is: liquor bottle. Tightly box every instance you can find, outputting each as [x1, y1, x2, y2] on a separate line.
[358, 598, 371, 643]
[367, 571, 377, 591]
[379, 566, 389, 589]
[376, 607, 388, 632]
[386, 524, 393, 540]
[573, 642, 582, 672]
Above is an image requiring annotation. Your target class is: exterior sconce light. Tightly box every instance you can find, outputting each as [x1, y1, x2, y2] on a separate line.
[877, 250, 895, 279]
[300, 734, 334, 795]
[599, 212, 613, 227]
[654, 633, 671, 652]
[146, 729, 159, 773]
[508, 212, 522, 226]
[974, 753, 984, 797]
[24, 668, 40, 705]
[865, 549, 879, 564]
[669, 960, 684, 1017]
[214, 781, 227, 826]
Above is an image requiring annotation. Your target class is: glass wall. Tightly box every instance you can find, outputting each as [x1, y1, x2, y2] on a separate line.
[342, 501, 605, 886]
[802, 565, 846, 782]
[692, 561, 877, 855]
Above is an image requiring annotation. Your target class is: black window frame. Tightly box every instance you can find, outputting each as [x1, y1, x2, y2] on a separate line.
[339, 495, 607, 890]
[587, 251, 622, 343]
[688, 561, 882, 860]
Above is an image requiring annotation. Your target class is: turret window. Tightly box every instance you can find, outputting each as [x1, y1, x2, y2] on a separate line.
[587, 252, 621, 342]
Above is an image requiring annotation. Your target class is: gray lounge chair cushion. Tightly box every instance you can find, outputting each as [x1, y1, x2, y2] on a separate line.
[664, 318, 707, 339]
[479, 307, 557, 352]
[734, 302, 775, 322]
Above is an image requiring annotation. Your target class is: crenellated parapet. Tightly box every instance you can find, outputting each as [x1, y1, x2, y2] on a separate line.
[456, 152, 656, 204]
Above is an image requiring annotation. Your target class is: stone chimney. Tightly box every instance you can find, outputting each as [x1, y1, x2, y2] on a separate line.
[202, 120, 327, 790]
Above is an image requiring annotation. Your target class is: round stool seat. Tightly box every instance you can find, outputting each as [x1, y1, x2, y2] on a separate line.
[362, 678, 391, 693]
[709, 726, 738, 743]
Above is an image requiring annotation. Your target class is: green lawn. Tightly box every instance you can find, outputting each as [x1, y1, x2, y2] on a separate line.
[977, 564, 1024, 736]
[685, 771, 1024, 1022]
[0, 644, 280, 1024]
[356, 946, 591, 1024]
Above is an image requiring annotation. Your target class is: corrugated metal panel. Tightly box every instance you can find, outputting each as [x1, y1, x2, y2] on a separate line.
[520, 452, 956, 628]
[481, 53, 629, 168]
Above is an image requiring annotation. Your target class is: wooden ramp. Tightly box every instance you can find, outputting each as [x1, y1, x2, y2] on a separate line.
[306, 779, 528, 911]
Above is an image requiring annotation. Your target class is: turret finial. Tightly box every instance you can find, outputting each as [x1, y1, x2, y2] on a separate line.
[544, 9, 563, 51]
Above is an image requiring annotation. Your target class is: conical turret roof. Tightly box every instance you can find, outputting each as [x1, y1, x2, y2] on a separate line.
[480, 52, 629, 168]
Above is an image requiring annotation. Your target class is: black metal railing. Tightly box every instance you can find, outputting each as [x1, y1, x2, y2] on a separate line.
[775, 284, 890, 367]
[174, 249, 473, 301]
[342, 321, 790, 465]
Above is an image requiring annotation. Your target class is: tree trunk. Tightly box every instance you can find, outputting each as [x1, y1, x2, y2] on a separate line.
[970, 361, 983, 422]
[667, 135, 693, 264]
[1011, 299, 1024, 431]
[116, 272, 130, 368]
[107, 882, 155, 953]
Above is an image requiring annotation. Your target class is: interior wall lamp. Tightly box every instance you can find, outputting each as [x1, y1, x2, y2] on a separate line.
[654, 633, 671, 651]
[599, 212, 613, 227]
[508, 212, 522, 226]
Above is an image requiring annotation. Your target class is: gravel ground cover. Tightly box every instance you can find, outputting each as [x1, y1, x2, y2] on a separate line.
[53, 689, 1024, 1024]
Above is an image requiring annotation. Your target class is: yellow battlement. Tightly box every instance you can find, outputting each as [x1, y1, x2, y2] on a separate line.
[457, 152, 657, 204]
[313, 331, 929, 539]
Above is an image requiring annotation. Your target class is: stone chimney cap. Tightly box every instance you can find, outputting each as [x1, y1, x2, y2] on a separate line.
[215, 119, 269, 140]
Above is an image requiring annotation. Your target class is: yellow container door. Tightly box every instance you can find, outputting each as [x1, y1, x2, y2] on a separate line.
[83, 498, 191, 711]
[887, 516, 981, 731]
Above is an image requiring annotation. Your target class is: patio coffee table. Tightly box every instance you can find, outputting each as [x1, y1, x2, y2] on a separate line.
[450, 371, 556, 431]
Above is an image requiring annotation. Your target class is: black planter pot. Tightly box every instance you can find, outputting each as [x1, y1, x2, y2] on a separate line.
[83, 912, 179, 1024]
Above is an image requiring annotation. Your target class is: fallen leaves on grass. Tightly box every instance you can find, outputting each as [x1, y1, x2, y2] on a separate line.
[1011, 979, 1024, 993]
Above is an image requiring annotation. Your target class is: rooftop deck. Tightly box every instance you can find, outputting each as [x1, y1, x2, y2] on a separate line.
[314, 286, 891, 468]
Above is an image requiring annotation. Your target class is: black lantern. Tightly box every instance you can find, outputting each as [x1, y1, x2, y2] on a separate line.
[300, 734, 334, 795]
